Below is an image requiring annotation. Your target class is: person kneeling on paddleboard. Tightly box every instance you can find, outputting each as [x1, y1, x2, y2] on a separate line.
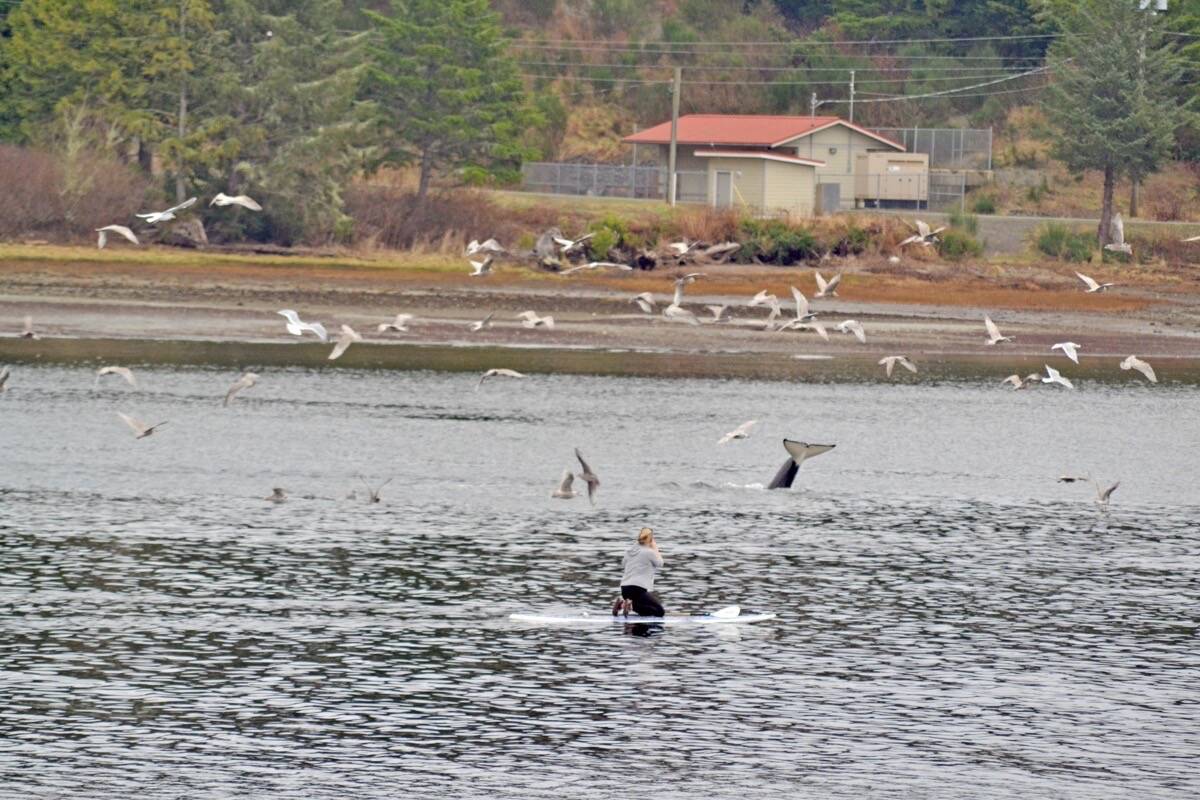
[613, 527, 665, 617]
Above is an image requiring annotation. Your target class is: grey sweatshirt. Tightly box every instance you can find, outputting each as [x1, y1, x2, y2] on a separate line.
[621, 544, 663, 590]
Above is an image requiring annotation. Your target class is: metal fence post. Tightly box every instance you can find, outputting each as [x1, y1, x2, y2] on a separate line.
[960, 172, 966, 214]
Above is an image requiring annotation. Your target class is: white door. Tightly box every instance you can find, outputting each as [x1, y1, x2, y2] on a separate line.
[714, 171, 733, 208]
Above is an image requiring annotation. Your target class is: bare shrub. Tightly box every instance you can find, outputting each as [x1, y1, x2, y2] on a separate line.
[0, 144, 148, 240]
[670, 206, 740, 243]
[345, 184, 513, 250]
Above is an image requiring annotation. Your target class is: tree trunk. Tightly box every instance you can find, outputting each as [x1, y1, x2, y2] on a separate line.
[1129, 176, 1139, 218]
[174, 0, 188, 203]
[416, 147, 432, 203]
[1099, 164, 1115, 246]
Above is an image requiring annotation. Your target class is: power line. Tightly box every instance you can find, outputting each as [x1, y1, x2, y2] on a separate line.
[518, 33, 1061, 47]
[515, 60, 1045, 73]
[519, 71, 1035, 87]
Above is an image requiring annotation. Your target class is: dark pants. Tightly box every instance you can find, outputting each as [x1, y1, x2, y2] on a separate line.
[621, 585, 665, 617]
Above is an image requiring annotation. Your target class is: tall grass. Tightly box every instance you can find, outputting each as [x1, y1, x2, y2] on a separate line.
[1034, 222, 1094, 262]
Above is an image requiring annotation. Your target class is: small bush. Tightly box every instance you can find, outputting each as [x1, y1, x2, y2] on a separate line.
[738, 218, 818, 264]
[1034, 222, 1094, 262]
[947, 210, 979, 236]
[672, 206, 740, 243]
[971, 194, 997, 214]
[937, 229, 984, 260]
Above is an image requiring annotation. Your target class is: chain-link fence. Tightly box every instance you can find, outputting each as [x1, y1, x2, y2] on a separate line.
[520, 162, 709, 202]
[870, 127, 993, 170]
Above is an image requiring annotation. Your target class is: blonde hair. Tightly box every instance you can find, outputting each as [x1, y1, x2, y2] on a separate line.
[637, 527, 654, 545]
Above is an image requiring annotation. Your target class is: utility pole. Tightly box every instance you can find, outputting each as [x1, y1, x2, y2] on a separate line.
[175, 0, 188, 203]
[668, 66, 681, 206]
[849, 70, 855, 123]
[810, 92, 817, 117]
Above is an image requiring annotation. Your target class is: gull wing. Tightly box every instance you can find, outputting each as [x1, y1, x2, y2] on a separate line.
[898, 356, 917, 373]
[824, 272, 842, 293]
[231, 195, 262, 211]
[790, 286, 809, 318]
[984, 315, 1003, 340]
[117, 412, 145, 435]
[556, 470, 575, 494]
[810, 320, 829, 341]
[814, 271, 828, 293]
[879, 356, 895, 378]
[1075, 272, 1100, 291]
[1098, 481, 1120, 502]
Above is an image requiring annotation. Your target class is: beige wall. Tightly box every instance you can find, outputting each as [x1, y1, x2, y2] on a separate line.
[705, 158, 765, 210]
[762, 160, 815, 216]
[783, 125, 902, 209]
[854, 152, 929, 201]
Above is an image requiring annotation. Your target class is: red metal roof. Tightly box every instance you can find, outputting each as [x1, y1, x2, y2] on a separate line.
[693, 149, 826, 167]
[624, 114, 904, 151]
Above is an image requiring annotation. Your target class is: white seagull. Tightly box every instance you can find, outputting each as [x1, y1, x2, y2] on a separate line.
[1094, 479, 1120, 507]
[1119, 355, 1157, 383]
[117, 412, 167, 439]
[135, 196, 197, 225]
[328, 325, 361, 360]
[210, 193, 263, 211]
[836, 319, 866, 344]
[377, 314, 413, 333]
[468, 312, 495, 332]
[984, 315, 1013, 345]
[672, 273, 704, 305]
[790, 286, 815, 320]
[574, 448, 600, 505]
[224, 372, 259, 406]
[517, 310, 555, 330]
[1104, 213, 1132, 255]
[718, 420, 758, 445]
[554, 232, 594, 254]
[1051, 342, 1082, 364]
[878, 355, 917, 378]
[95, 366, 137, 388]
[1075, 271, 1114, 293]
[468, 255, 494, 277]
[277, 310, 328, 342]
[633, 292, 656, 314]
[1002, 373, 1042, 390]
[96, 225, 139, 249]
[466, 238, 504, 255]
[814, 271, 842, 298]
[808, 319, 830, 341]
[748, 289, 777, 308]
[899, 219, 945, 247]
[1041, 364, 1075, 389]
[551, 470, 578, 499]
[477, 368, 525, 391]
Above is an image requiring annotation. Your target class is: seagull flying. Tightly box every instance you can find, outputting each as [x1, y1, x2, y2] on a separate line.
[633, 292, 656, 314]
[718, 420, 758, 445]
[96, 366, 137, 388]
[705, 304, 728, 322]
[672, 273, 704, 305]
[117, 412, 167, 439]
[899, 219, 945, 247]
[1052, 342, 1082, 364]
[358, 476, 392, 503]
[1002, 373, 1042, 390]
[836, 319, 866, 344]
[551, 469, 578, 499]
[574, 448, 600, 505]
[790, 286, 815, 320]
[814, 271, 842, 298]
[96, 225, 139, 249]
[476, 368, 525, 391]
[1119, 355, 1157, 383]
[878, 355, 917, 378]
[328, 325, 361, 360]
[277, 310, 328, 342]
[748, 290, 777, 308]
[554, 232, 594, 254]
[224, 372, 259, 406]
[1103, 213, 1132, 255]
[984, 315, 1012, 345]
[1041, 364, 1075, 389]
[468, 312, 495, 332]
[517, 310, 555, 330]
[265, 488, 287, 503]
[1075, 271, 1114, 293]
[468, 255, 494, 277]
[210, 193, 262, 211]
[1094, 479, 1120, 507]
[135, 196, 197, 225]
[466, 238, 504, 256]
[377, 314, 413, 333]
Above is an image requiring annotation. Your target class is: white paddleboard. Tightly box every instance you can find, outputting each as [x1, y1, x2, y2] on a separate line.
[510, 605, 776, 626]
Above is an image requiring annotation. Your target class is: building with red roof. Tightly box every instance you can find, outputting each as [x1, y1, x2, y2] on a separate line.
[623, 114, 927, 214]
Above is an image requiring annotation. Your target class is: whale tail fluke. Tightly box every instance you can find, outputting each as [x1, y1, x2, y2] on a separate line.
[767, 440, 836, 490]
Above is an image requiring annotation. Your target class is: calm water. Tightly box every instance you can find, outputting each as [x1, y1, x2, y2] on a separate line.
[1, 365, 1198, 799]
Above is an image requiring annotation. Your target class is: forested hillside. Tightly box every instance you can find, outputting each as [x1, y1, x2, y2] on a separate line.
[0, 0, 1197, 245]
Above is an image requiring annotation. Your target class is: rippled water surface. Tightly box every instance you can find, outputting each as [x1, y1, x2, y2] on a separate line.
[2, 365, 1198, 799]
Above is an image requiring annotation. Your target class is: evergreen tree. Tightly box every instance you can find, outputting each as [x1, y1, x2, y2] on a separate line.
[1040, 0, 1191, 245]
[363, 0, 530, 201]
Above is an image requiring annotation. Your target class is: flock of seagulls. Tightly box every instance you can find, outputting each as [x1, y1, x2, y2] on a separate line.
[96, 192, 261, 248]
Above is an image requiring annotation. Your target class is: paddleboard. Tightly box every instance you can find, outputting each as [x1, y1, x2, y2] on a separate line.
[510, 605, 776, 626]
